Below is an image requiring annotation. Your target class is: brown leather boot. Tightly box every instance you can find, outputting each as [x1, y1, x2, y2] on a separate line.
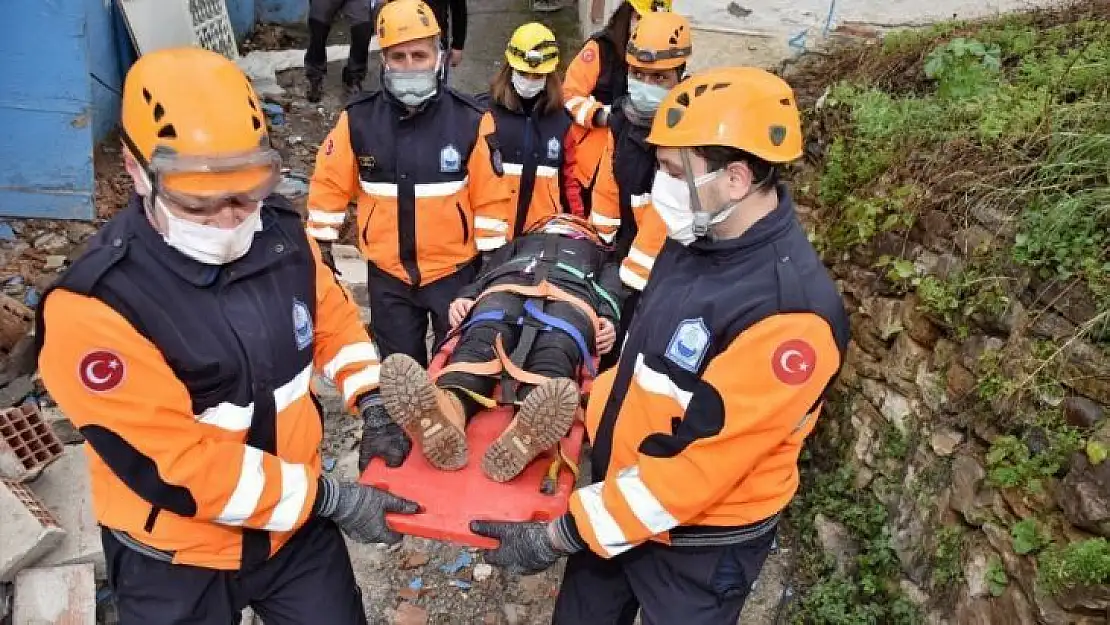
[482, 378, 578, 483]
[379, 354, 468, 471]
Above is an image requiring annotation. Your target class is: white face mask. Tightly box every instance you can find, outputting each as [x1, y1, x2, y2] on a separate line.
[627, 78, 669, 116]
[383, 53, 442, 106]
[649, 169, 732, 245]
[511, 71, 546, 100]
[154, 197, 262, 265]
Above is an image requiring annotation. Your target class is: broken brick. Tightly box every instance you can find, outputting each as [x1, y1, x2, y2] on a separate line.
[0, 479, 65, 582]
[0, 403, 63, 482]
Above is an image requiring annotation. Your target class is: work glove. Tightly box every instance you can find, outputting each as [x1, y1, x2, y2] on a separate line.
[358, 392, 412, 472]
[315, 475, 419, 545]
[470, 515, 584, 576]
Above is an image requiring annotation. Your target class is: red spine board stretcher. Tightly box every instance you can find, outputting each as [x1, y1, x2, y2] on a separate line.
[360, 337, 589, 549]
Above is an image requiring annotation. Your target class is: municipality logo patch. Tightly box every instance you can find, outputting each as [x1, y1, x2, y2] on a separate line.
[440, 144, 461, 173]
[546, 137, 561, 161]
[292, 299, 313, 350]
[665, 318, 710, 373]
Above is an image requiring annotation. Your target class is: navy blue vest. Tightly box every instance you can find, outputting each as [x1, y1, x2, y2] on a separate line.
[590, 188, 851, 483]
[35, 193, 319, 569]
[346, 86, 485, 284]
[589, 32, 628, 107]
[489, 103, 573, 236]
[608, 101, 657, 259]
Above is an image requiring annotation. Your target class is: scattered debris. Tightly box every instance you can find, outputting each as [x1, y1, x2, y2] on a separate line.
[401, 551, 430, 570]
[473, 563, 493, 582]
[30, 446, 105, 575]
[13, 563, 96, 625]
[262, 102, 287, 126]
[236, 45, 354, 96]
[449, 579, 472, 590]
[440, 551, 473, 575]
[322, 456, 337, 472]
[390, 601, 428, 625]
[32, 233, 67, 253]
[0, 224, 15, 242]
[0, 403, 64, 482]
[43, 256, 65, 271]
[0, 480, 65, 582]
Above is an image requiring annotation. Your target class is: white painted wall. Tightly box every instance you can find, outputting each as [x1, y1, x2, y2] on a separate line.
[580, 0, 1059, 62]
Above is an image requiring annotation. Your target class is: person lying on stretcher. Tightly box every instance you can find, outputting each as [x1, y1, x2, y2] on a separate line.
[377, 214, 629, 483]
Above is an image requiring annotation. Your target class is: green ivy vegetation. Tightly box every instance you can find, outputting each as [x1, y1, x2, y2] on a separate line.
[1038, 538, 1110, 593]
[788, 466, 922, 624]
[1010, 518, 1050, 555]
[806, 12, 1110, 315]
[984, 428, 1082, 493]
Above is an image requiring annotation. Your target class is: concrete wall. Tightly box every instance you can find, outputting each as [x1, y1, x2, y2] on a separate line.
[583, 0, 1062, 67]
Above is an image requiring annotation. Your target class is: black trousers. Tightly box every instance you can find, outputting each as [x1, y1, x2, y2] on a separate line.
[103, 519, 367, 625]
[367, 262, 478, 368]
[552, 533, 775, 625]
[305, 0, 374, 83]
[437, 292, 590, 418]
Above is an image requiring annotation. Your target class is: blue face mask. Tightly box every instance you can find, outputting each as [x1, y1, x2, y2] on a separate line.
[627, 78, 669, 115]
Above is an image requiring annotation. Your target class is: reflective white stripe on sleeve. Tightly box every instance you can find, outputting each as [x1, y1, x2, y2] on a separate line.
[360, 181, 397, 197]
[500, 163, 559, 178]
[475, 216, 509, 233]
[342, 364, 382, 403]
[630, 193, 652, 208]
[619, 264, 647, 291]
[633, 354, 692, 410]
[575, 96, 597, 126]
[308, 209, 346, 225]
[626, 246, 655, 271]
[216, 446, 265, 526]
[196, 402, 254, 432]
[274, 364, 313, 413]
[614, 466, 678, 535]
[576, 481, 632, 557]
[565, 96, 587, 113]
[591, 212, 621, 227]
[599, 230, 616, 244]
[323, 342, 379, 382]
[306, 226, 339, 241]
[264, 461, 310, 532]
[477, 236, 508, 251]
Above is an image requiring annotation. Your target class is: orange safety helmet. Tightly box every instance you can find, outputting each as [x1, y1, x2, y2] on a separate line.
[646, 66, 803, 163]
[120, 47, 280, 205]
[377, 0, 441, 50]
[628, 0, 672, 15]
[626, 11, 692, 71]
[527, 213, 608, 247]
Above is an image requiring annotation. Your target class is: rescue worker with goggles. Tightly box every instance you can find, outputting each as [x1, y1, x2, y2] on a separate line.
[36, 48, 420, 625]
[470, 22, 586, 254]
[374, 214, 627, 484]
[563, 0, 672, 211]
[308, 0, 502, 382]
[590, 9, 692, 372]
[469, 67, 851, 624]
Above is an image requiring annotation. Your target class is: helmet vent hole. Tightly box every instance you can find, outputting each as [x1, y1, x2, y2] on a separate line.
[780, 98, 792, 106]
[712, 82, 731, 91]
[769, 125, 787, 146]
[252, 115, 262, 130]
[665, 107, 684, 128]
[153, 103, 165, 122]
[675, 92, 690, 107]
[142, 88, 152, 104]
[248, 97, 258, 111]
[157, 124, 177, 139]
[694, 84, 708, 97]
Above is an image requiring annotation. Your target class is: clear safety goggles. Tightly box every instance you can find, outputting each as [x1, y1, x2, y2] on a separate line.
[149, 145, 283, 211]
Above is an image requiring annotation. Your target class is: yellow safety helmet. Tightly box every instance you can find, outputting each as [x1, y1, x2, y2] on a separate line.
[647, 66, 803, 163]
[377, 0, 441, 50]
[628, 0, 672, 16]
[626, 11, 691, 70]
[120, 47, 280, 206]
[506, 22, 560, 74]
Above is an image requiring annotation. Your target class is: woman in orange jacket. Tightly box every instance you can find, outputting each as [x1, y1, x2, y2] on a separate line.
[471, 22, 586, 253]
[562, 0, 672, 212]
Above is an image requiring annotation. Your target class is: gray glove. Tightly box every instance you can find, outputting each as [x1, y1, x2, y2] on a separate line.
[358, 392, 412, 472]
[470, 515, 583, 575]
[315, 475, 419, 545]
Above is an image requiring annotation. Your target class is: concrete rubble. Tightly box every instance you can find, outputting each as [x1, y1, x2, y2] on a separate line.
[0, 479, 65, 583]
[13, 563, 96, 625]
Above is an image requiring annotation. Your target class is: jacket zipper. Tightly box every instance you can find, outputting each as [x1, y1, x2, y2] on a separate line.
[456, 203, 470, 244]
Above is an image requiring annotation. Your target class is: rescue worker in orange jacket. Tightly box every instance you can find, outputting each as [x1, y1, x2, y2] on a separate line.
[307, 0, 502, 368]
[35, 48, 419, 625]
[376, 214, 626, 483]
[590, 10, 692, 372]
[471, 22, 585, 252]
[470, 67, 851, 624]
[562, 0, 672, 211]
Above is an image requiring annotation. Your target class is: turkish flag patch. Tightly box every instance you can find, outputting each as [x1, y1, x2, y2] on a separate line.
[78, 350, 125, 393]
[772, 340, 816, 385]
[580, 48, 596, 63]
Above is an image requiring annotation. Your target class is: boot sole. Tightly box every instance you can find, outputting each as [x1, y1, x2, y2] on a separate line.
[379, 354, 468, 471]
[482, 378, 579, 483]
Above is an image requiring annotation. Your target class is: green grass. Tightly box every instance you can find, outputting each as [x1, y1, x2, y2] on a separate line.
[1038, 538, 1110, 593]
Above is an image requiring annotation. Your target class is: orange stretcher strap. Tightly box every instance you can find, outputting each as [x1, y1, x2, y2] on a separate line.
[431, 334, 551, 399]
[480, 281, 601, 334]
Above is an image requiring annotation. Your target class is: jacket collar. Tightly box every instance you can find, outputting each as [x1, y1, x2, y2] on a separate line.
[688, 183, 798, 258]
[124, 193, 297, 288]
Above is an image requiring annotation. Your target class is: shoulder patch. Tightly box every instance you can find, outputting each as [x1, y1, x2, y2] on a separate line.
[79, 349, 126, 393]
[440, 144, 462, 173]
[580, 47, 597, 64]
[546, 136, 562, 160]
[665, 318, 711, 373]
[772, 339, 817, 385]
